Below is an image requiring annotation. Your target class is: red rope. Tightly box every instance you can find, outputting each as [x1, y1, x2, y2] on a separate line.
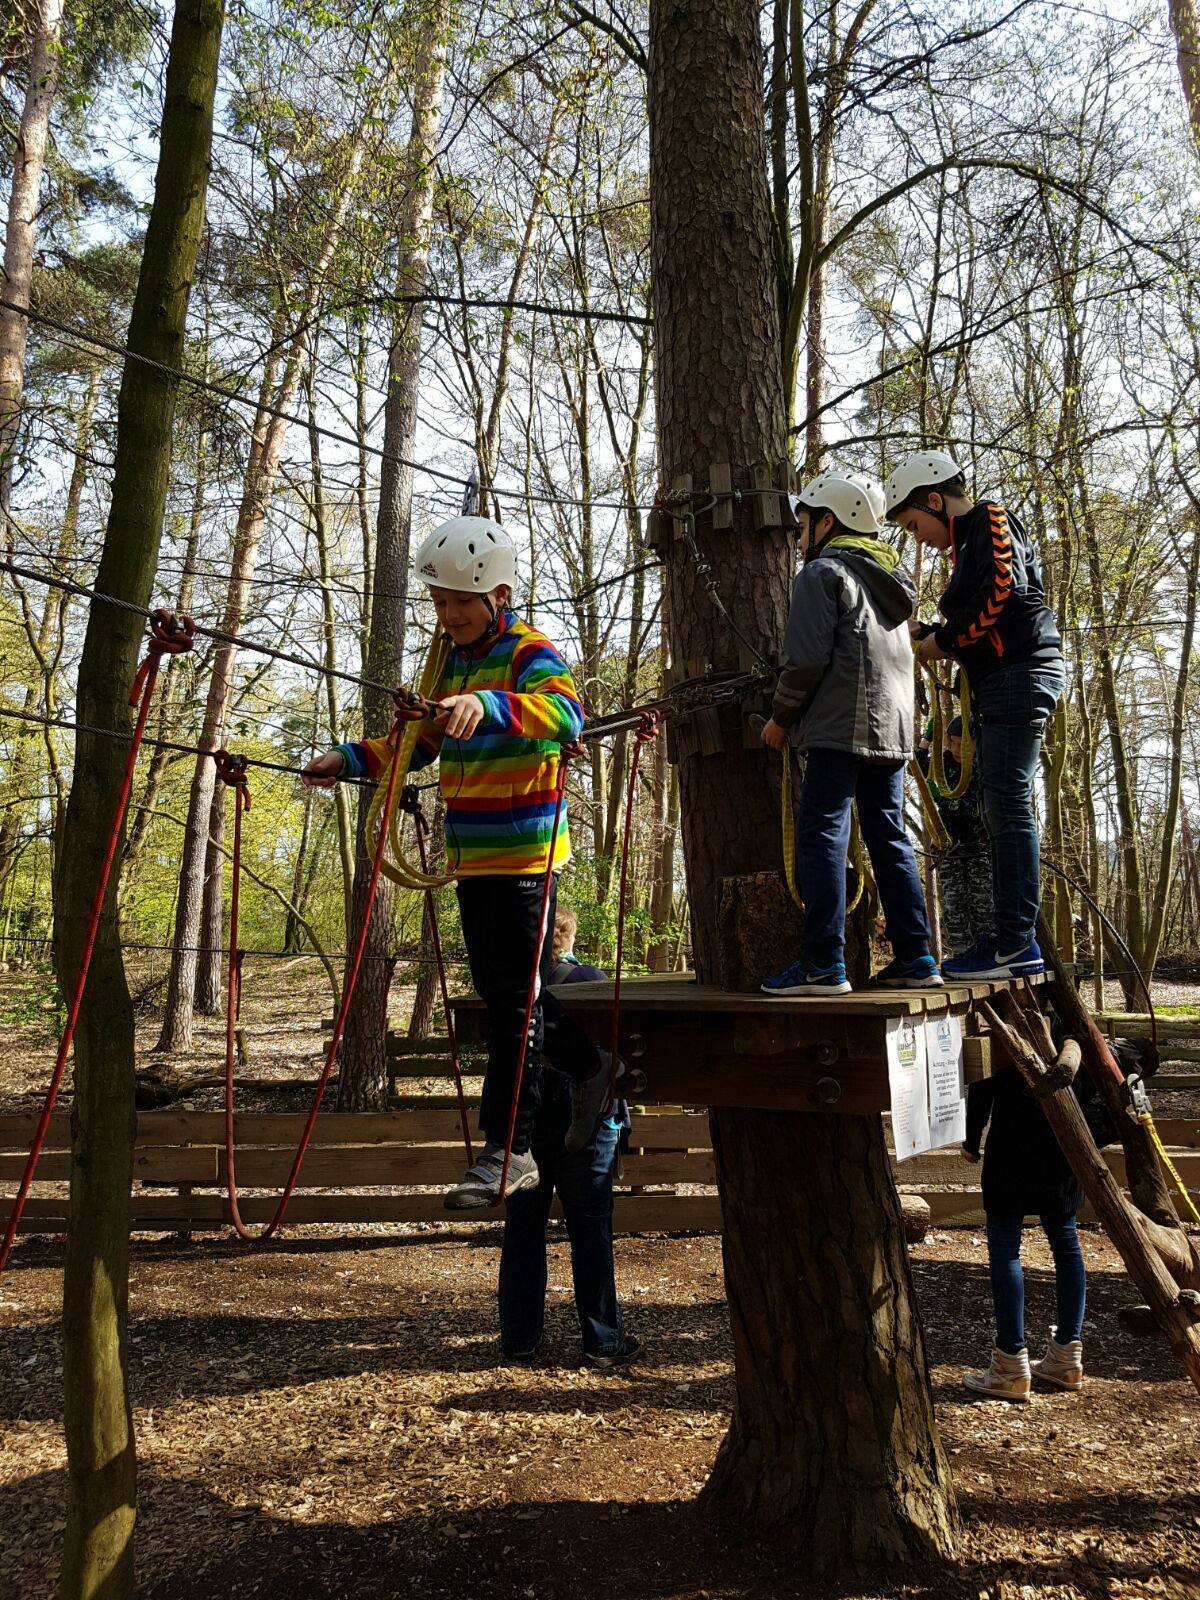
[221, 709, 408, 1241]
[609, 713, 659, 1107]
[494, 746, 574, 1206]
[0, 610, 195, 1273]
[403, 786, 473, 1166]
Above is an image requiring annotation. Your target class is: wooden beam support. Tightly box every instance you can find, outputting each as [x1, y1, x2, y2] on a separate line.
[981, 994, 1200, 1394]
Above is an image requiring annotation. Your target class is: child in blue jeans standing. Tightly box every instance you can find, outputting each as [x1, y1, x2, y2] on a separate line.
[961, 1066, 1087, 1400]
[760, 469, 940, 995]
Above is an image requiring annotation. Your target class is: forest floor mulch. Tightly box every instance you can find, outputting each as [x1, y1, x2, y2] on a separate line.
[1, 963, 1199, 1599]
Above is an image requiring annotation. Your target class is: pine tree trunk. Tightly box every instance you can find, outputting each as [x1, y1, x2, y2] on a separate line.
[337, 0, 451, 1110]
[0, 0, 64, 507]
[54, 6, 223, 1594]
[648, 0, 958, 1568]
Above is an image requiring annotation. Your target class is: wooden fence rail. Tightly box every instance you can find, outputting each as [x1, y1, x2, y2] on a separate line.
[3, 1107, 1197, 1237]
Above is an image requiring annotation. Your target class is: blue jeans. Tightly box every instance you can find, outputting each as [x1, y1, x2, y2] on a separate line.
[986, 1211, 1086, 1354]
[457, 876, 599, 1155]
[498, 1106, 624, 1358]
[797, 749, 931, 970]
[972, 659, 1065, 951]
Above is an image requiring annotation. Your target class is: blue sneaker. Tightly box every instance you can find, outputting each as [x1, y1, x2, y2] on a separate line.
[761, 959, 851, 996]
[942, 938, 1045, 981]
[873, 954, 945, 989]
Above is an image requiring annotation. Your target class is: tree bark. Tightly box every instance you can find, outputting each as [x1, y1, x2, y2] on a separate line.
[1170, 0, 1200, 155]
[648, 0, 957, 1569]
[337, 0, 451, 1111]
[0, 0, 65, 508]
[53, 5, 223, 1594]
[157, 142, 363, 1051]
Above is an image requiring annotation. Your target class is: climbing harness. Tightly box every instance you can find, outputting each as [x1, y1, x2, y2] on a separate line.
[609, 713, 660, 1107]
[494, 743, 575, 1206]
[0, 609, 195, 1273]
[219, 693, 409, 1241]
[400, 786, 474, 1167]
[908, 757, 953, 854]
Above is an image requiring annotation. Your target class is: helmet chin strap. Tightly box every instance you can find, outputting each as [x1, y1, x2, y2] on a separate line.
[455, 590, 501, 651]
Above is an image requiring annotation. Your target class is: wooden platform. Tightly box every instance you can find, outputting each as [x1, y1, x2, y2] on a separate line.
[451, 973, 1043, 1113]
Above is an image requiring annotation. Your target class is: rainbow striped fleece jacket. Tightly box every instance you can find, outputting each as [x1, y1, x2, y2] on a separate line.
[337, 611, 584, 877]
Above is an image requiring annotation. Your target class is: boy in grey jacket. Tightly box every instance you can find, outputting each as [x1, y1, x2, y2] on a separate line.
[761, 470, 941, 995]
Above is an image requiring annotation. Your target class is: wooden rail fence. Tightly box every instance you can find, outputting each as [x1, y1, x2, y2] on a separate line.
[3, 1104, 1197, 1236]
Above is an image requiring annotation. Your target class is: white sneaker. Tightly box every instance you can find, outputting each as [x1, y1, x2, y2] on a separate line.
[962, 1347, 1031, 1402]
[1031, 1328, 1083, 1391]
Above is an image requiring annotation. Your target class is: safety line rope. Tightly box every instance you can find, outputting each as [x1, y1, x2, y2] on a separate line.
[0, 610, 194, 1272]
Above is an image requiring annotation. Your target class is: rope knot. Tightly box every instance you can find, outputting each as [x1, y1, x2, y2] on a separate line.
[393, 684, 434, 723]
[399, 784, 424, 819]
[129, 611, 196, 704]
[214, 749, 252, 811]
[635, 709, 660, 744]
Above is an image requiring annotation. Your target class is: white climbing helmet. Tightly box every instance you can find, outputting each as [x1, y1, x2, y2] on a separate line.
[413, 514, 518, 595]
[796, 468, 888, 536]
[884, 450, 964, 517]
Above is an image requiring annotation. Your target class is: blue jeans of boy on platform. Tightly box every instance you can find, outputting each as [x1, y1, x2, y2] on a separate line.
[797, 749, 931, 970]
[498, 1099, 624, 1359]
[972, 658, 1065, 952]
[456, 875, 600, 1157]
[985, 1211, 1087, 1355]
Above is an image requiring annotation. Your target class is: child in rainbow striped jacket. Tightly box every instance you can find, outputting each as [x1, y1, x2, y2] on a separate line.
[303, 514, 618, 1209]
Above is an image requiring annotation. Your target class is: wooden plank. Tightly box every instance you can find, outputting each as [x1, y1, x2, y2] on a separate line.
[1095, 1014, 1200, 1038]
[1152, 1073, 1200, 1090]
[387, 1060, 464, 1078]
[1, 1109, 482, 1151]
[709, 463, 733, 530]
[0, 1147, 218, 1184]
[13, 1192, 725, 1234]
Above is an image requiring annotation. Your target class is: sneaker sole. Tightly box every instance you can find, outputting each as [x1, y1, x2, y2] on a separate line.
[875, 974, 946, 989]
[961, 1379, 1030, 1403]
[1032, 1372, 1083, 1391]
[761, 982, 852, 996]
[943, 963, 1045, 982]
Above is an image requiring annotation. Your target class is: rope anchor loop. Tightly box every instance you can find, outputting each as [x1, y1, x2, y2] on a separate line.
[214, 749, 252, 810]
[129, 609, 195, 704]
[393, 684, 435, 723]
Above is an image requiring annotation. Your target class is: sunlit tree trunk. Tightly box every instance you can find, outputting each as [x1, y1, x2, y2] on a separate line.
[54, 5, 224, 1593]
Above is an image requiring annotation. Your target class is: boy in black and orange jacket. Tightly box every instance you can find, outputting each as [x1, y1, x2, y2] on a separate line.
[885, 452, 1064, 980]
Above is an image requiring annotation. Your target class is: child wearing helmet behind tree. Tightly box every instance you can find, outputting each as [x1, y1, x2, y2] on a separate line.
[760, 469, 941, 996]
[303, 514, 622, 1209]
[885, 452, 1064, 980]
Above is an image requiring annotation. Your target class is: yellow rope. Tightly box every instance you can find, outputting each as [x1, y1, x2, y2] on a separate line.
[923, 659, 975, 802]
[366, 631, 459, 891]
[1139, 1110, 1200, 1226]
[780, 749, 872, 913]
[908, 757, 952, 853]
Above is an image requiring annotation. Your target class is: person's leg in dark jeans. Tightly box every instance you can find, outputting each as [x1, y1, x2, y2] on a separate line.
[985, 1212, 1027, 1353]
[853, 760, 931, 963]
[498, 1139, 559, 1356]
[973, 662, 1065, 952]
[556, 1114, 624, 1359]
[457, 875, 552, 1156]
[1039, 1211, 1086, 1343]
[795, 748, 857, 969]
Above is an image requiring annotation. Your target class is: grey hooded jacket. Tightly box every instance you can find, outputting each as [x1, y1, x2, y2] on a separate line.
[771, 548, 916, 761]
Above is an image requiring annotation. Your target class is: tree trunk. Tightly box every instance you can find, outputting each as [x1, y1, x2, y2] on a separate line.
[0, 0, 64, 508]
[307, 357, 354, 939]
[337, 0, 451, 1110]
[157, 143, 362, 1052]
[648, 0, 957, 1568]
[1170, 0, 1200, 155]
[54, 5, 223, 1595]
[0, 366, 98, 902]
[194, 782, 225, 1014]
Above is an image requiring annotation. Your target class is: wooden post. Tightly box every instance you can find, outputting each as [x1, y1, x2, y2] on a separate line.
[981, 994, 1200, 1393]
